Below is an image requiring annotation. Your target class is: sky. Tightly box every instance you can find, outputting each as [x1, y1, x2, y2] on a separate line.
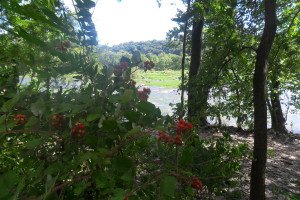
[64, 0, 184, 46]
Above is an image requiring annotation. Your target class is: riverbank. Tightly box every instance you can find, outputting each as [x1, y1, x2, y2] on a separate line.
[200, 126, 300, 199]
[133, 69, 181, 88]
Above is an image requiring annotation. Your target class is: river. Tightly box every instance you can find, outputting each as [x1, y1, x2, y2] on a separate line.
[20, 77, 299, 133]
[147, 86, 300, 134]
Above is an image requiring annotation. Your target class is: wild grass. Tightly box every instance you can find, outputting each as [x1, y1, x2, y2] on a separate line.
[132, 69, 184, 88]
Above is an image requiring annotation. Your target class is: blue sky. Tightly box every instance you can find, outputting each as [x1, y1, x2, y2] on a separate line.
[64, 0, 184, 46]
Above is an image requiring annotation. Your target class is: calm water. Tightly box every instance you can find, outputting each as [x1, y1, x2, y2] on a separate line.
[147, 86, 300, 134]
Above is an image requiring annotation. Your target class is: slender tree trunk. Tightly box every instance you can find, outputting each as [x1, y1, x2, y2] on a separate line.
[180, 0, 191, 118]
[250, 0, 277, 199]
[269, 79, 288, 133]
[188, 16, 204, 121]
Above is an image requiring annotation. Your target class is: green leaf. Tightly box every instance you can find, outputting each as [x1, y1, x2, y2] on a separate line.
[0, 171, 18, 199]
[120, 170, 133, 182]
[1, 95, 20, 112]
[120, 89, 134, 104]
[0, 115, 6, 125]
[25, 116, 39, 128]
[86, 113, 101, 122]
[110, 188, 126, 200]
[25, 138, 43, 149]
[137, 101, 156, 114]
[160, 176, 177, 197]
[124, 110, 140, 122]
[180, 147, 195, 165]
[17, 27, 47, 47]
[102, 119, 118, 131]
[12, 176, 25, 200]
[74, 181, 90, 196]
[94, 173, 109, 189]
[44, 173, 59, 198]
[112, 157, 133, 173]
[125, 127, 141, 137]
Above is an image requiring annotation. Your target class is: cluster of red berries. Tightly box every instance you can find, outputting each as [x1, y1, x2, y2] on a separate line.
[56, 40, 71, 52]
[50, 114, 65, 128]
[158, 131, 183, 146]
[137, 87, 151, 101]
[71, 122, 86, 137]
[14, 114, 27, 125]
[191, 177, 203, 191]
[157, 119, 193, 146]
[114, 61, 129, 77]
[143, 61, 155, 71]
[176, 119, 193, 134]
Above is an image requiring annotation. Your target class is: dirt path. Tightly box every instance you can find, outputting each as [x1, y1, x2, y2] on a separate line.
[201, 127, 300, 199]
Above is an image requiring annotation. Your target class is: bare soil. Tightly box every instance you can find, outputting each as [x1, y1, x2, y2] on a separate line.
[200, 127, 300, 200]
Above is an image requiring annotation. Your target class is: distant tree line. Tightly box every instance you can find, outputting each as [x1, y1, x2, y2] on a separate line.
[98, 40, 185, 70]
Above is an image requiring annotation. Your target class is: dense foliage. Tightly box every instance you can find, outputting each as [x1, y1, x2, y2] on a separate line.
[0, 0, 249, 199]
[169, 0, 300, 131]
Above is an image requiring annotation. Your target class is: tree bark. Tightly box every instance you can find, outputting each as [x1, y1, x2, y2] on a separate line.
[250, 0, 277, 199]
[188, 16, 204, 121]
[269, 79, 288, 133]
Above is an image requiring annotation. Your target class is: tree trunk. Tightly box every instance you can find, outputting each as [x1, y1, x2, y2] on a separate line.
[250, 0, 277, 199]
[188, 16, 204, 121]
[269, 79, 288, 133]
[180, 0, 191, 118]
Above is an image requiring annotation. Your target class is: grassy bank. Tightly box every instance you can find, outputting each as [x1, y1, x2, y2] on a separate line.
[132, 69, 182, 88]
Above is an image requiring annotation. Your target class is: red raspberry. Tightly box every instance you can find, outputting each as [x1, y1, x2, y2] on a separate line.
[173, 134, 183, 145]
[158, 131, 173, 144]
[176, 119, 193, 134]
[137, 90, 149, 101]
[158, 131, 166, 141]
[143, 87, 151, 95]
[191, 177, 203, 191]
[72, 122, 86, 137]
[14, 114, 27, 125]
